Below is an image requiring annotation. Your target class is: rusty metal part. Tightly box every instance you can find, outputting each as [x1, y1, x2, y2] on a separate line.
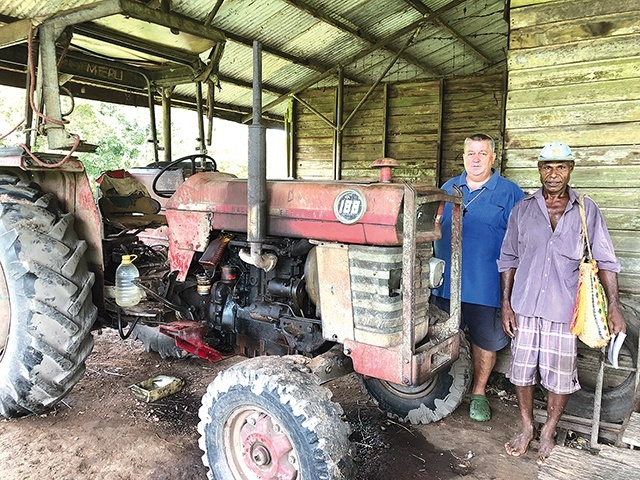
[344, 332, 460, 386]
[305, 345, 354, 384]
[199, 233, 232, 268]
[372, 157, 399, 183]
[159, 321, 229, 362]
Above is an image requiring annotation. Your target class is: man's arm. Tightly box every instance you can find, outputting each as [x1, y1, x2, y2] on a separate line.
[598, 269, 626, 335]
[501, 268, 517, 338]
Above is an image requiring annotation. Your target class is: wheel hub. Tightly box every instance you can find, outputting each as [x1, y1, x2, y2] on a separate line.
[250, 443, 271, 466]
[238, 412, 298, 479]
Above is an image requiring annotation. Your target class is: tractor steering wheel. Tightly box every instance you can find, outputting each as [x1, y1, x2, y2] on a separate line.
[151, 154, 217, 198]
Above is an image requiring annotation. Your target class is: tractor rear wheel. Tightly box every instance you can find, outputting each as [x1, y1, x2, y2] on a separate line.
[198, 356, 354, 479]
[0, 174, 96, 418]
[361, 332, 472, 424]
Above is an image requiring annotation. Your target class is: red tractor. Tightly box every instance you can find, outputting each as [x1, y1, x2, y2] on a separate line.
[0, 4, 469, 478]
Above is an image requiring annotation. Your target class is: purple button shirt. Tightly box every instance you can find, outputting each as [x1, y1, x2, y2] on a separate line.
[497, 187, 620, 324]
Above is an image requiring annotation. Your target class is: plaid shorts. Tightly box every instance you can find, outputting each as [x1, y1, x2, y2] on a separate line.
[509, 315, 580, 395]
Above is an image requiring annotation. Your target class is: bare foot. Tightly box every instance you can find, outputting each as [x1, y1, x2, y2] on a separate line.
[504, 427, 534, 457]
[536, 430, 556, 464]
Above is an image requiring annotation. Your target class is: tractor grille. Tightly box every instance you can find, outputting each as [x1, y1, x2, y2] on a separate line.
[349, 244, 431, 346]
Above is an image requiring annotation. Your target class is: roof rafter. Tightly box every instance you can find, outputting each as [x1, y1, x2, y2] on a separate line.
[403, 0, 492, 65]
[250, 0, 467, 121]
[217, 73, 287, 97]
[218, 27, 365, 85]
[282, 0, 439, 77]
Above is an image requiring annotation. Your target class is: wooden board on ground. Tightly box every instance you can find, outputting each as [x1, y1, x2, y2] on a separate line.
[621, 411, 640, 448]
[538, 444, 640, 479]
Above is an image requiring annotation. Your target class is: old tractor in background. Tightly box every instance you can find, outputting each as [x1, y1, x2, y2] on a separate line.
[0, 3, 470, 478]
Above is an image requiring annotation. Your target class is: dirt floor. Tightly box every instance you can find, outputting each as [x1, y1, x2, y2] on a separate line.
[0, 329, 541, 480]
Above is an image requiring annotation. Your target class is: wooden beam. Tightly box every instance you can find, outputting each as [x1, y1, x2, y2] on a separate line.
[251, 0, 468, 120]
[283, 0, 439, 77]
[218, 73, 287, 97]
[204, 0, 225, 26]
[219, 28, 364, 85]
[403, 0, 493, 65]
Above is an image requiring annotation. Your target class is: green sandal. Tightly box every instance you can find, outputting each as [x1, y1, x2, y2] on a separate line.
[469, 394, 491, 422]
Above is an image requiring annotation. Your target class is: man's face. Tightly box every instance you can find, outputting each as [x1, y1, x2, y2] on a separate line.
[538, 161, 574, 194]
[463, 140, 496, 183]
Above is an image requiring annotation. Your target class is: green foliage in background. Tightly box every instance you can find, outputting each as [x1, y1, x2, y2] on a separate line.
[72, 103, 152, 181]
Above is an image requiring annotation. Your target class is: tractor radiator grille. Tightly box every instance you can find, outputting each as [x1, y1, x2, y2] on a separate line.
[349, 244, 431, 346]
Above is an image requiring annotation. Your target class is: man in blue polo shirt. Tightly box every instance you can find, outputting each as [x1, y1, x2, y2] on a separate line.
[432, 133, 524, 421]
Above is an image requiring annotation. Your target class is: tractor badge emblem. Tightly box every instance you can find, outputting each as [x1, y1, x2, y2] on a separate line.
[334, 189, 366, 224]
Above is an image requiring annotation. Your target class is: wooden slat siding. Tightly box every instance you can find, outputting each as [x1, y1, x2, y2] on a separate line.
[508, 35, 640, 70]
[505, 0, 640, 297]
[510, 12, 640, 50]
[506, 100, 640, 128]
[511, 0, 640, 29]
[505, 146, 640, 168]
[440, 73, 505, 184]
[506, 123, 640, 149]
[510, 0, 556, 8]
[385, 81, 441, 183]
[504, 167, 640, 190]
[508, 57, 640, 91]
[293, 87, 335, 179]
[293, 74, 505, 184]
[341, 85, 385, 182]
[508, 78, 640, 109]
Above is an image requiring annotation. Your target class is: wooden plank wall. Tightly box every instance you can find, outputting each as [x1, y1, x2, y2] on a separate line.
[293, 87, 335, 179]
[293, 81, 442, 183]
[340, 85, 386, 181]
[505, 0, 640, 296]
[385, 82, 441, 185]
[293, 73, 505, 186]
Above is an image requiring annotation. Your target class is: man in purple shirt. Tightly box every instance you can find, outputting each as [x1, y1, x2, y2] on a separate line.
[498, 142, 626, 464]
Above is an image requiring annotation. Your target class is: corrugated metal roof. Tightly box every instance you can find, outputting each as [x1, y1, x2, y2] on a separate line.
[0, 0, 507, 124]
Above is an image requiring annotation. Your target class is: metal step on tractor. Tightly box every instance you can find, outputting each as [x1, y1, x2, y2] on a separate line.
[0, 3, 469, 478]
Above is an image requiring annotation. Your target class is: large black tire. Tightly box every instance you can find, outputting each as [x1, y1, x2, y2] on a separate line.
[130, 324, 188, 359]
[0, 174, 96, 418]
[198, 356, 354, 480]
[565, 302, 640, 423]
[361, 332, 472, 424]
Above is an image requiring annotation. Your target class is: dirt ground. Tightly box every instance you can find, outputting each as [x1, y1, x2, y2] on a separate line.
[0, 329, 540, 480]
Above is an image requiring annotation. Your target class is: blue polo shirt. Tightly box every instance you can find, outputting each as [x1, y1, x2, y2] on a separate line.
[433, 169, 525, 308]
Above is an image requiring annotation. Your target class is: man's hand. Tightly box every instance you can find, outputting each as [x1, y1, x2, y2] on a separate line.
[502, 304, 517, 338]
[607, 301, 626, 335]
[598, 269, 626, 335]
[500, 268, 517, 338]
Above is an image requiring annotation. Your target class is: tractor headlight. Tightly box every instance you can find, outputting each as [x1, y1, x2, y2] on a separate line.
[427, 257, 445, 288]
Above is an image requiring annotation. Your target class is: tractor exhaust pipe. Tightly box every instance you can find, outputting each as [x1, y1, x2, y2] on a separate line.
[241, 41, 277, 272]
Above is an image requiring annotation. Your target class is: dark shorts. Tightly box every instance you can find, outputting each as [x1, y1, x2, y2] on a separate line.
[432, 296, 509, 352]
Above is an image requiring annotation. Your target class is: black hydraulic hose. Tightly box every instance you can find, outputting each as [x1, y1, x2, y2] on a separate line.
[112, 301, 141, 340]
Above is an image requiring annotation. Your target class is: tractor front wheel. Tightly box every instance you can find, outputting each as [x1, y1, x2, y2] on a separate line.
[198, 356, 354, 479]
[361, 331, 472, 424]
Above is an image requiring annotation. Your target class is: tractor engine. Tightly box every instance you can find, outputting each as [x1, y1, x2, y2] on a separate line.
[201, 235, 323, 357]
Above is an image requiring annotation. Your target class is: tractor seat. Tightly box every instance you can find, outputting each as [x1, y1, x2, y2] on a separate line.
[98, 194, 167, 231]
[97, 171, 168, 232]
